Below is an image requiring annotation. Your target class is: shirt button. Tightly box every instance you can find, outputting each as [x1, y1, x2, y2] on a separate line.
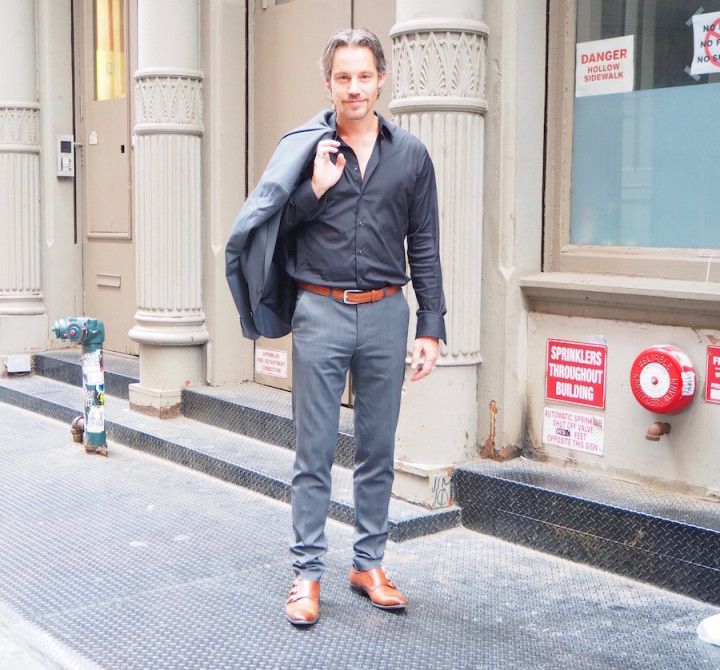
[359, 250, 363, 255]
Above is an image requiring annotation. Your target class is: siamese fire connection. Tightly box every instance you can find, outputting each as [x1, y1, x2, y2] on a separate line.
[51, 317, 107, 456]
[630, 345, 697, 443]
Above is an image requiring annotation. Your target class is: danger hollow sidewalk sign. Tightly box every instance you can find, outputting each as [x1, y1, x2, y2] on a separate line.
[576, 35, 635, 97]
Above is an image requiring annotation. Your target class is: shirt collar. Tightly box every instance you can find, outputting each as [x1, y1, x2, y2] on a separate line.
[328, 110, 395, 142]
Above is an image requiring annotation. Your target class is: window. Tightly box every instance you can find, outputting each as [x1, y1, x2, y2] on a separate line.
[94, 0, 126, 101]
[545, 1, 720, 283]
[570, 0, 720, 249]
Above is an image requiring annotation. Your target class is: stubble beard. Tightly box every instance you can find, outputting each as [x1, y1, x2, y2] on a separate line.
[342, 106, 369, 121]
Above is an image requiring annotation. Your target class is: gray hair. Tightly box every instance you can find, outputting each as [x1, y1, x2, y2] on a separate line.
[320, 28, 387, 78]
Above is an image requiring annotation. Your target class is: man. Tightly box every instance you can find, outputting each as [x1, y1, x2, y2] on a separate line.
[281, 28, 446, 626]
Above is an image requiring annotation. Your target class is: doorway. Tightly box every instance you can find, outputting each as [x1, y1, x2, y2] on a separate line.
[249, 0, 396, 393]
[74, 0, 138, 354]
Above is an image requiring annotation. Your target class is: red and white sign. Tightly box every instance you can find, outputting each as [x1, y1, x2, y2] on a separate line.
[543, 407, 604, 456]
[546, 339, 607, 409]
[576, 35, 634, 97]
[255, 347, 288, 378]
[706, 345, 720, 404]
[691, 11, 720, 75]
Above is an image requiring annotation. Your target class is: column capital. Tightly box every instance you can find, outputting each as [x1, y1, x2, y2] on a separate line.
[0, 102, 40, 153]
[134, 70, 203, 136]
[390, 19, 488, 116]
[390, 17, 488, 38]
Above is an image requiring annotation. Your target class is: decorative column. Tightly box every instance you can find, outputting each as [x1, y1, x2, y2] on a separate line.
[390, 0, 487, 507]
[0, 0, 47, 357]
[128, 0, 208, 417]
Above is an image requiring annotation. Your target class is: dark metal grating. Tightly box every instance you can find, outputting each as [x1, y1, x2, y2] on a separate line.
[12, 350, 720, 606]
[182, 389, 357, 469]
[0, 373, 460, 544]
[455, 461, 720, 606]
[1, 402, 719, 670]
[33, 350, 138, 400]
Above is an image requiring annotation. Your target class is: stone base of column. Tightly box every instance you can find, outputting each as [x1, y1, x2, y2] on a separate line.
[392, 460, 455, 509]
[128, 342, 205, 419]
[0, 314, 49, 357]
[129, 384, 183, 419]
[393, 364, 480, 507]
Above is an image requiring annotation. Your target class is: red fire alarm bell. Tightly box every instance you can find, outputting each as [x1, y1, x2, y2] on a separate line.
[630, 345, 697, 414]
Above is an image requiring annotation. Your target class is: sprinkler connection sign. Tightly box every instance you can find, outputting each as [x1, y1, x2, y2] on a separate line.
[545, 339, 607, 409]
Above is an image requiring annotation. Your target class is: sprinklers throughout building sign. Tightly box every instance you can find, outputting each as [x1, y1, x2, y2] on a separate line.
[546, 339, 608, 409]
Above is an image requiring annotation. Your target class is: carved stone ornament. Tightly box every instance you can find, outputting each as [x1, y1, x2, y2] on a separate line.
[393, 29, 486, 102]
[134, 69, 203, 134]
[0, 104, 40, 150]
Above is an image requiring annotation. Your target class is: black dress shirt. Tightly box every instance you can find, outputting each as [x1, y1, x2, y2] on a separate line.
[284, 112, 446, 343]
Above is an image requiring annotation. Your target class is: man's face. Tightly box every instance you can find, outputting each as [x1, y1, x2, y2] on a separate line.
[326, 46, 385, 122]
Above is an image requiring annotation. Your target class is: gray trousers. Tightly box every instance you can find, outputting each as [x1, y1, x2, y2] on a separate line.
[290, 288, 409, 580]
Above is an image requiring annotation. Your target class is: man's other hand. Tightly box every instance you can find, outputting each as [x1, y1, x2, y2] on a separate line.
[410, 337, 440, 382]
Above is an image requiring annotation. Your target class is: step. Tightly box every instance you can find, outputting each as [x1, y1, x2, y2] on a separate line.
[0, 372, 461, 542]
[28, 351, 720, 606]
[182, 383, 357, 470]
[455, 458, 720, 606]
[34, 349, 139, 400]
[34, 351, 357, 468]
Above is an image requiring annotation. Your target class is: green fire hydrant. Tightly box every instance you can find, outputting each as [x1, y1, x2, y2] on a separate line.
[52, 317, 107, 456]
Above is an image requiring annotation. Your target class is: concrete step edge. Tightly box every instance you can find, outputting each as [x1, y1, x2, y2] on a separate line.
[0, 377, 461, 542]
[33, 351, 358, 469]
[454, 463, 720, 606]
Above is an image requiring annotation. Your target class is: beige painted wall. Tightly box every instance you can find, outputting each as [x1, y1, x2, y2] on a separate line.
[525, 313, 720, 499]
[201, 0, 253, 386]
[39, 0, 82, 348]
[478, 0, 546, 452]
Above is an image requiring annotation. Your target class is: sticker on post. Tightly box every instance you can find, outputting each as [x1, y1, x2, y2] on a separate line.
[86, 406, 105, 433]
[543, 407, 604, 456]
[84, 369, 105, 386]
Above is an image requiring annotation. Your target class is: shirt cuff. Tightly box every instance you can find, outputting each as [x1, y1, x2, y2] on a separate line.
[289, 179, 324, 223]
[415, 311, 447, 344]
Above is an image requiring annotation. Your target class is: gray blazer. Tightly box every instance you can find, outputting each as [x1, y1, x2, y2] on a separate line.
[225, 111, 334, 339]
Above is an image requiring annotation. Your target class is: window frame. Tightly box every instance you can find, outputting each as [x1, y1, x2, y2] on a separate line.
[543, 0, 720, 283]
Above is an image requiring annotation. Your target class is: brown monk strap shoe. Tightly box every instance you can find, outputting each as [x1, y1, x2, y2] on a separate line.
[349, 567, 407, 610]
[285, 578, 320, 626]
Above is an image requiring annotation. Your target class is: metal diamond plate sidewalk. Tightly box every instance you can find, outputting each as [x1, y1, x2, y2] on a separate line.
[1, 402, 719, 670]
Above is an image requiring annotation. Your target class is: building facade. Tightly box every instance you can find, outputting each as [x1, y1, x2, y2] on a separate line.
[1, 0, 718, 506]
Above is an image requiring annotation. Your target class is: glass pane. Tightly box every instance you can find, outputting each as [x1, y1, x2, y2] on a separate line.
[570, 0, 720, 249]
[95, 0, 126, 101]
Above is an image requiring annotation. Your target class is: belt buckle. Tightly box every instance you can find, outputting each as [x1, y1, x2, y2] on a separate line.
[343, 289, 362, 304]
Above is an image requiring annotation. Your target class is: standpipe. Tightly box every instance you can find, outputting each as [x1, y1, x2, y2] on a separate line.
[51, 318, 108, 456]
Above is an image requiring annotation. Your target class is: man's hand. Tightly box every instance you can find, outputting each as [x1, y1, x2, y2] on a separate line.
[312, 140, 346, 199]
[410, 337, 440, 382]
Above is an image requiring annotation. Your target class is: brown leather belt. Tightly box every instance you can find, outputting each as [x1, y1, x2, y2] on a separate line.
[298, 281, 402, 305]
